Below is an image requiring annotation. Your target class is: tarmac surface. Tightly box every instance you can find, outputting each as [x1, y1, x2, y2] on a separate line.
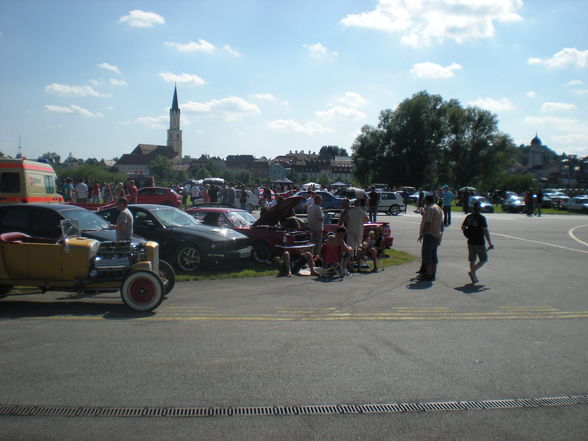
[1, 208, 587, 440]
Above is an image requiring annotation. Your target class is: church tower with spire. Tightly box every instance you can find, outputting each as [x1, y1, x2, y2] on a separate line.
[167, 85, 182, 158]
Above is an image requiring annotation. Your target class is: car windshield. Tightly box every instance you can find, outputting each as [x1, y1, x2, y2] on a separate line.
[62, 207, 110, 230]
[151, 208, 199, 227]
[225, 211, 255, 227]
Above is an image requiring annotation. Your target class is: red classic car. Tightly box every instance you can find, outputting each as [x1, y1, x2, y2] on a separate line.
[185, 197, 313, 263]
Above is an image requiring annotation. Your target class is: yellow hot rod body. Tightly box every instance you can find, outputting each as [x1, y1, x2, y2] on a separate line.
[0, 232, 168, 312]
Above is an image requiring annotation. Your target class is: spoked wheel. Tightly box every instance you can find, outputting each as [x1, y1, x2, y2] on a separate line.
[176, 244, 202, 272]
[158, 260, 176, 295]
[121, 271, 164, 312]
[388, 205, 401, 216]
[252, 242, 272, 263]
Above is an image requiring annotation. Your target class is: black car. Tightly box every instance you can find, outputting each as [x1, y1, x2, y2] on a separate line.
[0, 203, 138, 242]
[96, 204, 251, 272]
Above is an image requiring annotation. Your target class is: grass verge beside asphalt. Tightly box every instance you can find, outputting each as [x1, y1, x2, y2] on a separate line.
[176, 248, 416, 282]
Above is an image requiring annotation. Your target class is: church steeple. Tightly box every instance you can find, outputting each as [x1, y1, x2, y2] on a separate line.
[167, 84, 182, 158]
[171, 84, 179, 111]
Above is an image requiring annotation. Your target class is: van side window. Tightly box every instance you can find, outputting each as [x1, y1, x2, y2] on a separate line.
[44, 175, 56, 193]
[0, 172, 21, 193]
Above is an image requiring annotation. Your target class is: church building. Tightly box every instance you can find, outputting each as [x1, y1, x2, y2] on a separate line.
[115, 86, 183, 175]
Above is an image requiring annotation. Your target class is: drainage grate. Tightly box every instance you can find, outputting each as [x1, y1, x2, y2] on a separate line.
[1, 394, 585, 419]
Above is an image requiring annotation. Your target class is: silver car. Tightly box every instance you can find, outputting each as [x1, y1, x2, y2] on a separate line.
[566, 196, 588, 213]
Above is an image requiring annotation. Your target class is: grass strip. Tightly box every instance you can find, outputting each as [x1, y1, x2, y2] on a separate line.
[176, 248, 416, 282]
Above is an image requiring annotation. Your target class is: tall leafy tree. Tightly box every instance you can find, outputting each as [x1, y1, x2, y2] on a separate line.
[149, 155, 173, 182]
[352, 91, 517, 190]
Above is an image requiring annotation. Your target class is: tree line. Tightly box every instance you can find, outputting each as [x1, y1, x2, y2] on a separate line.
[351, 91, 519, 191]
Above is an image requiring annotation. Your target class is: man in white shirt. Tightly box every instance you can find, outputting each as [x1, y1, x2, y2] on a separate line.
[75, 179, 88, 203]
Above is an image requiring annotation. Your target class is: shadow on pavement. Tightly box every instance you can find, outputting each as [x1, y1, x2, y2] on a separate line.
[454, 283, 490, 294]
[407, 278, 434, 289]
[0, 298, 157, 320]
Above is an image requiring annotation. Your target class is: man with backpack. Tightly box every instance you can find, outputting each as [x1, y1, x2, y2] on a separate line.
[462, 201, 494, 284]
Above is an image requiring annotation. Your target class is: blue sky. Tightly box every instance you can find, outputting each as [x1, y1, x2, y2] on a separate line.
[1, 0, 587, 162]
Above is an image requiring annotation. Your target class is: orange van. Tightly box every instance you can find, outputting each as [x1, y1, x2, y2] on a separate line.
[0, 158, 63, 204]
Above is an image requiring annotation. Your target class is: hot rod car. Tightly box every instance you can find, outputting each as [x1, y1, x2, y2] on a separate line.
[0, 220, 173, 312]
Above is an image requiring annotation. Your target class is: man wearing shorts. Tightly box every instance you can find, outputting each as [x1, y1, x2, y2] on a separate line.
[418, 195, 443, 281]
[462, 201, 494, 283]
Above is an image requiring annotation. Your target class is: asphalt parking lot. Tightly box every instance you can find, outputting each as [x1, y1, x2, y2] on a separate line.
[1, 209, 587, 440]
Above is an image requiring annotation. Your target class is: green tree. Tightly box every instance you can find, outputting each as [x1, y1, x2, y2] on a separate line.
[40, 152, 61, 165]
[149, 155, 173, 182]
[319, 145, 349, 158]
[194, 166, 211, 179]
[318, 173, 330, 188]
[498, 173, 537, 193]
[352, 91, 517, 190]
[56, 163, 127, 184]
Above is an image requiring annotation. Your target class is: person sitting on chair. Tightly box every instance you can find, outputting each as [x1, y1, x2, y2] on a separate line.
[359, 229, 383, 272]
[322, 227, 353, 275]
[281, 250, 319, 278]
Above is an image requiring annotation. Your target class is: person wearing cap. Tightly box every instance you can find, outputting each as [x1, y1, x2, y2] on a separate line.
[441, 185, 453, 226]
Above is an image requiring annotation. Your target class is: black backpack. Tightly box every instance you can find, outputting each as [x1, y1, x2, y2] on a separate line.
[462, 215, 475, 239]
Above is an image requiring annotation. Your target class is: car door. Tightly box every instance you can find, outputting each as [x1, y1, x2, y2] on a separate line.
[130, 208, 171, 249]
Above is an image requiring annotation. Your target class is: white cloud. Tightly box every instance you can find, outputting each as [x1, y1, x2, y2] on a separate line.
[44, 83, 110, 97]
[528, 48, 588, 68]
[340, 0, 523, 47]
[182, 96, 261, 121]
[526, 90, 536, 98]
[159, 72, 206, 86]
[98, 62, 120, 74]
[303, 43, 338, 60]
[266, 119, 333, 135]
[251, 93, 277, 101]
[45, 104, 104, 118]
[110, 79, 127, 86]
[524, 116, 588, 156]
[541, 102, 577, 112]
[336, 92, 368, 108]
[119, 10, 165, 28]
[224, 45, 241, 57]
[136, 115, 168, 129]
[573, 89, 588, 96]
[315, 106, 366, 121]
[566, 80, 584, 87]
[164, 39, 215, 54]
[410, 62, 462, 78]
[468, 97, 515, 112]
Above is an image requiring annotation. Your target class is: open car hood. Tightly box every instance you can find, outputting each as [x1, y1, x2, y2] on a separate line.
[253, 196, 304, 227]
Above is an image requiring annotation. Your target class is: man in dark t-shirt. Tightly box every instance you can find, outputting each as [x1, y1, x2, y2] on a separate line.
[462, 202, 494, 284]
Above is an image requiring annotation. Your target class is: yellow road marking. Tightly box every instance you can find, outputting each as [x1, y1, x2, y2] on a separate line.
[18, 311, 588, 322]
[493, 232, 588, 254]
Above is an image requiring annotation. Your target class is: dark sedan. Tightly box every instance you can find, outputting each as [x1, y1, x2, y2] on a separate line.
[96, 204, 251, 272]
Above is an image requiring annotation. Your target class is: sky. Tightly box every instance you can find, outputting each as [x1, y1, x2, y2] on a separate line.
[1, 0, 587, 162]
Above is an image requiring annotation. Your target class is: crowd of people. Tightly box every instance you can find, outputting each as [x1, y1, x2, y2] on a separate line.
[58, 178, 137, 205]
